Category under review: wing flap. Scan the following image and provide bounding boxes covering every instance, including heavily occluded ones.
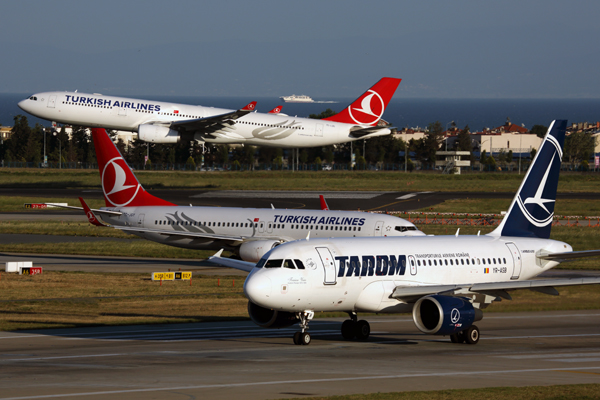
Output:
[349,126,391,138]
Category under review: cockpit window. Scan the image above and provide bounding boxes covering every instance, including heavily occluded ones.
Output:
[29,96,38,101]
[255,258,268,269]
[283,259,296,269]
[294,259,305,269]
[264,259,283,268]
[395,226,417,232]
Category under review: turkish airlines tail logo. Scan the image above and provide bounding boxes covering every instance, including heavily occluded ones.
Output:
[91,128,175,208]
[323,78,401,126]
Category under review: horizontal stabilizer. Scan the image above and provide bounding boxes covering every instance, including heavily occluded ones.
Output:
[537,249,600,261]
[349,127,391,138]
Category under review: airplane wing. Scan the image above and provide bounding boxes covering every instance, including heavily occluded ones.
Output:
[42,202,122,217]
[205,249,255,272]
[169,101,257,135]
[348,126,392,138]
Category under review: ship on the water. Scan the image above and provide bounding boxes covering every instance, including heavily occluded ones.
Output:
[279,94,314,103]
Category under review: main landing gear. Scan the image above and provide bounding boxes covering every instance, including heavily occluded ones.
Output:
[293,311,314,345]
[450,325,480,345]
[341,312,370,341]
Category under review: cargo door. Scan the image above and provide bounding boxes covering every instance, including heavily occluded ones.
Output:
[315,123,323,137]
[47,95,56,108]
[137,214,145,227]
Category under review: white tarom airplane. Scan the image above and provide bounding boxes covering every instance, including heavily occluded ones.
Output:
[209,120,600,346]
[18,78,401,148]
[56,128,423,262]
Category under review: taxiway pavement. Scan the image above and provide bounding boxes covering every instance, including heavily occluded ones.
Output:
[0,311,599,399]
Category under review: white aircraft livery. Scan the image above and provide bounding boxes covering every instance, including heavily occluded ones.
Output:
[209,120,600,345]
[61,128,423,262]
[18,78,401,148]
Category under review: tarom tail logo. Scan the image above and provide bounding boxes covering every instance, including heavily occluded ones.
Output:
[349,90,385,125]
[102,157,141,207]
[516,134,563,228]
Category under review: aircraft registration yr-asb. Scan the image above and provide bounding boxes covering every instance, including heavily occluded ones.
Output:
[18,78,401,148]
[54,128,423,263]
[209,120,600,345]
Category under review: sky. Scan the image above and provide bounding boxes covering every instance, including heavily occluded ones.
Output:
[2,0,600,98]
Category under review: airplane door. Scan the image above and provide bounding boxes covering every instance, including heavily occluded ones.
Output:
[138,214,145,227]
[258,221,265,233]
[316,247,336,285]
[47,96,56,108]
[374,221,384,236]
[267,221,273,234]
[506,243,522,279]
[408,255,417,275]
[315,124,323,137]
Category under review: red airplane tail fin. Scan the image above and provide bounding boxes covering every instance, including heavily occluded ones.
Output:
[319,195,330,211]
[91,128,176,208]
[268,106,283,114]
[323,78,401,126]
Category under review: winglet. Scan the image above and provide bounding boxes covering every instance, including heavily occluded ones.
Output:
[490,120,567,239]
[210,249,225,259]
[319,195,330,211]
[268,105,283,114]
[78,197,108,227]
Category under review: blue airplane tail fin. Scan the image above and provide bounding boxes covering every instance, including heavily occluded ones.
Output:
[490,120,567,239]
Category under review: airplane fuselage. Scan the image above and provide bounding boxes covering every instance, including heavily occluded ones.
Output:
[101,205,423,255]
[244,235,570,314]
[18,92,390,148]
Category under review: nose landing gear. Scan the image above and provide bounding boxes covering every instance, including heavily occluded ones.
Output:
[293,310,314,345]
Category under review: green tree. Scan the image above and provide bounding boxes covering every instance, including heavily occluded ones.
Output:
[530,125,548,138]
[455,125,472,151]
[309,109,336,119]
[564,131,595,168]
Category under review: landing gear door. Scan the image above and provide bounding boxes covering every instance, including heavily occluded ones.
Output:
[374,221,384,236]
[506,242,522,280]
[316,247,336,285]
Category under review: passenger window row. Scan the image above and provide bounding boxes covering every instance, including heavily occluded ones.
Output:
[290,224,361,232]
[416,257,508,267]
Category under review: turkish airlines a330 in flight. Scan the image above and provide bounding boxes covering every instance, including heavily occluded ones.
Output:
[18,78,401,148]
[209,120,600,345]
[56,128,423,262]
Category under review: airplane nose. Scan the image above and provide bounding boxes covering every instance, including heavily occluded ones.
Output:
[17,99,29,112]
[243,274,272,304]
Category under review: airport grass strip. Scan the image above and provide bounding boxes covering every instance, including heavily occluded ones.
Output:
[279,384,600,400]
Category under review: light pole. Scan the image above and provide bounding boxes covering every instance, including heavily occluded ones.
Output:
[43,128,47,167]
[53,132,61,169]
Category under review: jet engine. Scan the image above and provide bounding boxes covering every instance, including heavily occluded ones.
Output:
[138,124,180,143]
[247,301,299,329]
[238,240,283,263]
[412,295,483,335]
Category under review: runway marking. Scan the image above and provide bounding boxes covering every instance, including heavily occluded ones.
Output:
[2,366,600,400]
[558,370,600,376]
[497,352,600,359]
[1,353,125,362]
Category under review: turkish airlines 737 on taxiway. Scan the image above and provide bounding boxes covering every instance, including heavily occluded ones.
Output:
[57,128,423,262]
[18,78,401,148]
[209,120,600,346]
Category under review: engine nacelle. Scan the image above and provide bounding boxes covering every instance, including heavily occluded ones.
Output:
[247,301,299,329]
[238,240,282,263]
[138,124,180,143]
[412,295,483,335]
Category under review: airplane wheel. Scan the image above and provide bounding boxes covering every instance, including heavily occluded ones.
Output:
[354,320,370,340]
[300,332,311,345]
[465,325,480,345]
[341,320,356,340]
[450,333,460,343]
[293,332,302,345]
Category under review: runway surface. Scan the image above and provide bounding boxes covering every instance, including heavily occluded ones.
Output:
[3,187,599,213]
[0,311,599,399]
